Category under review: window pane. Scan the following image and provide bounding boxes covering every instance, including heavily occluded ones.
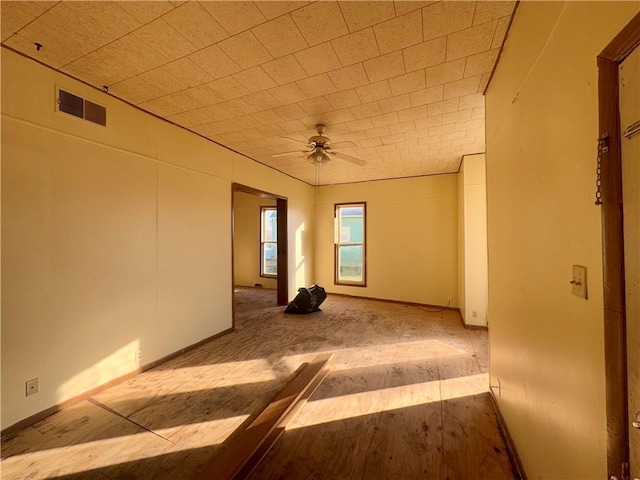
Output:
[338,245,363,282]
[263,242,278,275]
[263,209,277,242]
[339,215,363,243]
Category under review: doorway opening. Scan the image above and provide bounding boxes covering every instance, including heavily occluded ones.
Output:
[597,12,640,479]
[232,183,288,328]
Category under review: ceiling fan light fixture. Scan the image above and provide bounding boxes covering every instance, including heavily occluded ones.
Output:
[307,147,331,165]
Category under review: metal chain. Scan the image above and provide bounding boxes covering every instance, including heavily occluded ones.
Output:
[595,132,608,206]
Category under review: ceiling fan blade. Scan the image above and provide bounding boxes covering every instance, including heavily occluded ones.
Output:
[329,141,358,149]
[329,151,367,166]
[272,150,308,158]
[279,135,310,146]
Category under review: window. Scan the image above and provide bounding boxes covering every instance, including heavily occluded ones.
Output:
[260,207,277,277]
[335,203,366,286]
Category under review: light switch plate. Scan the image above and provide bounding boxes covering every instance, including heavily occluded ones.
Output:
[571,265,587,299]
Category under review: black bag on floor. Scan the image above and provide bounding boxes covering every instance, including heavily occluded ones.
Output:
[284,284,327,314]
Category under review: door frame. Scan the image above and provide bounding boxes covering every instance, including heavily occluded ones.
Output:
[231,183,289,325]
[597,12,640,479]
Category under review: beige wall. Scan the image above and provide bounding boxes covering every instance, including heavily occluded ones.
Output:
[233,192,277,289]
[485,2,639,478]
[315,175,458,307]
[458,154,488,327]
[1,49,314,429]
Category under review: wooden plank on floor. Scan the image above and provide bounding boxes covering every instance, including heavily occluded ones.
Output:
[194,353,333,480]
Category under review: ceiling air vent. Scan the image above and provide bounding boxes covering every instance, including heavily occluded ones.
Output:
[57,88,106,126]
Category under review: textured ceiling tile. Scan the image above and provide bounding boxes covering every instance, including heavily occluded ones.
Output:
[110,76,166,105]
[464,48,500,78]
[363,50,404,83]
[252,15,308,58]
[161,57,213,88]
[294,43,343,76]
[427,98,459,117]
[472,106,485,119]
[491,15,512,49]
[374,9,422,55]
[191,104,232,123]
[380,132,406,144]
[338,1,395,32]
[208,76,251,101]
[299,97,336,115]
[388,120,415,134]
[346,118,374,132]
[425,59,465,87]
[219,31,272,69]
[457,92,484,110]
[422,1,475,41]
[162,2,228,48]
[232,67,278,93]
[473,1,516,26]
[356,80,392,104]
[277,118,307,132]
[4,3,111,68]
[343,130,370,141]
[394,1,433,16]
[443,75,481,100]
[117,1,175,24]
[350,101,382,119]
[133,18,197,61]
[1,1,52,41]
[446,21,496,62]
[297,74,338,98]
[324,108,357,125]
[402,37,446,72]
[243,90,281,111]
[184,83,226,106]
[290,1,349,47]
[397,104,429,122]
[200,1,266,36]
[366,126,392,138]
[251,109,285,126]
[262,55,308,85]
[106,34,170,73]
[218,98,257,117]
[139,91,200,117]
[65,1,141,39]
[139,67,187,97]
[409,84,444,107]
[268,82,308,105]
[389,70,425,96]
[255,1,309,20]
[370,111,399,127]
[63,48,137,87]
[331,28,380,67]
[442,109,473,125]
[479,72,491,92]
[378,93,411,113]
[328,64,370,92]
[326,89,362,110]
[274,104,307,121]
[453,118,484,132]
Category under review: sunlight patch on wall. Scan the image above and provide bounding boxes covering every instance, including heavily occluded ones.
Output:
[57,340,141,403]
[295,222,306,288]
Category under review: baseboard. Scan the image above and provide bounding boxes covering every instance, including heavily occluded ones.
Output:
[489,391,527,480]
[327,292,460,312]
[1,327,234,438]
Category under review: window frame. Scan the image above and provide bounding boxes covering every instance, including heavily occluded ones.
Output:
[260,206,278,278]
[334,202,367,287]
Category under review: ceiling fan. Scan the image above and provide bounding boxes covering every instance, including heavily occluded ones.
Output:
[271,124,366,166]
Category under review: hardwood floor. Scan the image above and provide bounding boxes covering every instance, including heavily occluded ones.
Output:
[1,288,516,479]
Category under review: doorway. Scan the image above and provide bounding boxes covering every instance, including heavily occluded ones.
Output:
[232,183,288,327]
[597,12,640,480]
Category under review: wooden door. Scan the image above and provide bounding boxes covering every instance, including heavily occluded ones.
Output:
[620,44,640,479]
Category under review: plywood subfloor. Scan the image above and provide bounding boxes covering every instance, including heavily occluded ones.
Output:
[1,288,516,479]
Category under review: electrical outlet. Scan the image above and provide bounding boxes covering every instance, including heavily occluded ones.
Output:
[135,350,142,365]
[447,296,451,304]
[472,310,478,318]
[26,378,39,396]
